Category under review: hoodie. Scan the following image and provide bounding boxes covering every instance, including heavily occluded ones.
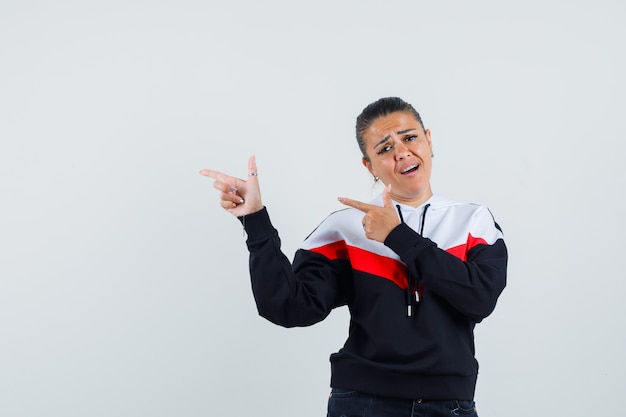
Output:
[242,194,507,400]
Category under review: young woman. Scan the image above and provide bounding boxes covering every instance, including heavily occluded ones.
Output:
[200,97,507,417]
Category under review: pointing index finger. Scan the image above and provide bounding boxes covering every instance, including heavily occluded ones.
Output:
[337,196,372,213]
[199,168,226,181]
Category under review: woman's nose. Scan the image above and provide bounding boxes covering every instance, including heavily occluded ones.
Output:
[394,143,410,159]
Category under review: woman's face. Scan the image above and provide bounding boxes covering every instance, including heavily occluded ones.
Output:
[362,111,433,206]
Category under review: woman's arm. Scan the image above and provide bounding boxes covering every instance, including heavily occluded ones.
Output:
[200,157,348,328]
[385,208,507,322]
[243,208,350,327]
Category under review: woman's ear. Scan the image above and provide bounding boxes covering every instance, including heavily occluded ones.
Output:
[363,158,379,182]
[362,157,373,175]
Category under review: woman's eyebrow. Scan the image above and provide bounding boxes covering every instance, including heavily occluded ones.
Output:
[374,136,391,149]
[374,128,417,149]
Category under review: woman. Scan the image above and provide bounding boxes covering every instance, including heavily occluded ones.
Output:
[200,97,507,417]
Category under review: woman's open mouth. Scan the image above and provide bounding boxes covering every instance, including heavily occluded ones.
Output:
[400,164,419,174]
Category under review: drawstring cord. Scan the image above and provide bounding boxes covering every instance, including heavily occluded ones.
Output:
[396,205,405,223]
[397,203,430,317]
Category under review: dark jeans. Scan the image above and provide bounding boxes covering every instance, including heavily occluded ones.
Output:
[327,388,478,417]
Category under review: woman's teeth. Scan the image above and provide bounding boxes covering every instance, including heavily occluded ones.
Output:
[401,164,419,174]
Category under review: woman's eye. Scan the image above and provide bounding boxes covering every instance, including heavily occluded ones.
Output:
[405,135,417,142]
[377,145,392,154]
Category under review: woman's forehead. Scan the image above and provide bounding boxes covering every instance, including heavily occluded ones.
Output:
[365,112,421,139]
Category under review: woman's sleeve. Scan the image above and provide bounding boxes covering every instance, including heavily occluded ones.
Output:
[242,208,351,328]
[384,206,507,322]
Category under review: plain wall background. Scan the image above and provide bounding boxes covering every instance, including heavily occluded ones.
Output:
[1,1,624,416]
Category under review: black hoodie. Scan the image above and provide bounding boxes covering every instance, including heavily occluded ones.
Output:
[242,194,507,400]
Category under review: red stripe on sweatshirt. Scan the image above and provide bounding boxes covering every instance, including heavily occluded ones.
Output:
[311,233,487,288]
[310,241,409,290]
[445,233,488,261]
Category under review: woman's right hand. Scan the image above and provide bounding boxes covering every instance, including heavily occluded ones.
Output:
[199,155,264,217]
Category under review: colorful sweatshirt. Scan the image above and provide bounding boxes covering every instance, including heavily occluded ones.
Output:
[241,193,507,400]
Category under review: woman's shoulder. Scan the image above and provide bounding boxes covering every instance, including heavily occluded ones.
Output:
[311,206,362,232]
[299,206,365,249]
[429,194,492,214]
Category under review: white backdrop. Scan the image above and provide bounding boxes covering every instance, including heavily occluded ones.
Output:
[1,1,624,416]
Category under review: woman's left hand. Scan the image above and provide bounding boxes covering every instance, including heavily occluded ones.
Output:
[338,184,401,243]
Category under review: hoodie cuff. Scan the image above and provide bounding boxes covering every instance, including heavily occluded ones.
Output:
[237,207,276,241]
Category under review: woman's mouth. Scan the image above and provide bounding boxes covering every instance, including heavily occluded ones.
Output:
[400,164,419,174]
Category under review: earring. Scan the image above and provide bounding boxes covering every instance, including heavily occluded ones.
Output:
[374,176,380,183]
[431,152,435,158]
